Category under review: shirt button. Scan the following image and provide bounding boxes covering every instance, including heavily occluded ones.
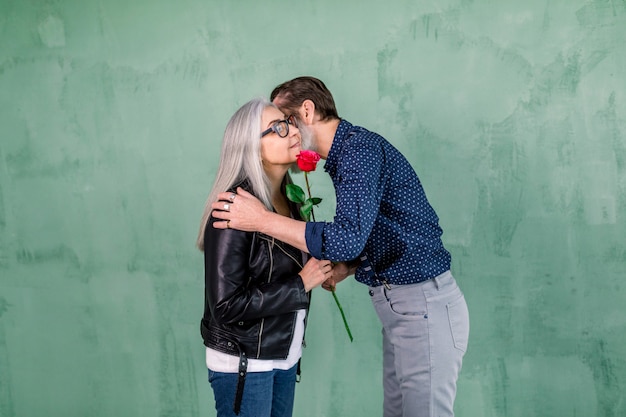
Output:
[369,289,374,296]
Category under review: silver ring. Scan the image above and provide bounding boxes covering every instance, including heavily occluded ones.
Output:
[229,193,236,202]
[224,203,230,211]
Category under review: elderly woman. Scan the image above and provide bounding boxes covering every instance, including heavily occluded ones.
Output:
[196,97,333,417]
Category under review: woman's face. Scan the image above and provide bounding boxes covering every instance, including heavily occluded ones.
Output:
[260,106,301,167]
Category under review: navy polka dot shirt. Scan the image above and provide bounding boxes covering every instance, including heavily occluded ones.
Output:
[305,120,451,286]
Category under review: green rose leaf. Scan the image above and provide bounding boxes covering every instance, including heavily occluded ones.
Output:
[286,184,305,203]
[300,200,313,221]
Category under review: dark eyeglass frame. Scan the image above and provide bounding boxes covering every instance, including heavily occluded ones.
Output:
[260,115,298,138]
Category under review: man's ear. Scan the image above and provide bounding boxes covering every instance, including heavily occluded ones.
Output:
[301,99,316,124]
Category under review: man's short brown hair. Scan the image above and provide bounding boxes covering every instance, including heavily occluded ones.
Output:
[270,76,339,121]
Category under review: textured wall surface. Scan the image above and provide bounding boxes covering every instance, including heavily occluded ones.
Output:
[1,1,625,416]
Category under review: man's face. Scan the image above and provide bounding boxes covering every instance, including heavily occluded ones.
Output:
[273,97,317,151]
[296,121,316,151]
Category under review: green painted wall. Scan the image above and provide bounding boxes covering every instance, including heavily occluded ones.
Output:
[1,1,625,416]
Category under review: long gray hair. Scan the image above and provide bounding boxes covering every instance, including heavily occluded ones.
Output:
[196,97,277,251]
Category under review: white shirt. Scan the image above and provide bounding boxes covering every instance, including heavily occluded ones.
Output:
[206,309,306,372]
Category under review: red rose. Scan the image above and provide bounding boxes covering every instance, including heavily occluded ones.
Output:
[296,150,321,172]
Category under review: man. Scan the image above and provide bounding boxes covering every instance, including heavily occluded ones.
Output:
[212,76,469,417]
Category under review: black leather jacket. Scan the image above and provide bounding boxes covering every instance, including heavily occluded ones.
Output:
[200,183,310,362]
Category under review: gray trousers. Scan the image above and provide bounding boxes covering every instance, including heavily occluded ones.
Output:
[369,271,469,417]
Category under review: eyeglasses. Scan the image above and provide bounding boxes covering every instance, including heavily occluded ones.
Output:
[261,115,298,138]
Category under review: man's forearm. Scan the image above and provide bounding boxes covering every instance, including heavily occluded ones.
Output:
[257,211,309,253]
[211,188,311,252]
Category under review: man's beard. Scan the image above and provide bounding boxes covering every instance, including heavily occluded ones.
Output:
[298,122,317,151]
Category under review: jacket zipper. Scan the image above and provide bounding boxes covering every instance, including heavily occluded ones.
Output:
[257,238,274,357]
[255,236,306,359]
[273,239,308,350]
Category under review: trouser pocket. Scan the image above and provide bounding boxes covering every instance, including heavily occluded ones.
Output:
[447,294,470,352]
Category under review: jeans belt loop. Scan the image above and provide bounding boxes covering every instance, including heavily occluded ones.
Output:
[433,275,441,290]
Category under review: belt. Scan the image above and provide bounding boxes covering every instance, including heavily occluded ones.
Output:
[233,350,248,415]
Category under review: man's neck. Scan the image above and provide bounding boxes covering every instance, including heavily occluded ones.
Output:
[314,118,341,159]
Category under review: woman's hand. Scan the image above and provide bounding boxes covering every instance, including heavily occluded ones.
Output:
[299,258,333,292]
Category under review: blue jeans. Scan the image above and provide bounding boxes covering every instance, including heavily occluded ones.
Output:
[208,364,298,417]
[370,271,470,417]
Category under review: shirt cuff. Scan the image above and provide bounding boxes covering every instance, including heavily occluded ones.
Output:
[304,222,325,259]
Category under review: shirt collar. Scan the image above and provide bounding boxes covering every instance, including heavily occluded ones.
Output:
[323,119,353,176]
